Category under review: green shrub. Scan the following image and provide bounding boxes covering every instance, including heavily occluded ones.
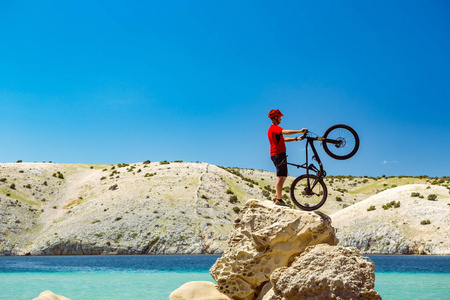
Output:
[53,171,64,179]
[411,192,421,197]
[226,189,233,194]
[336,196,343,202]
[367,205,376,211]
[382,201,401,210]
[10,183,16,190]
[229,195,238,203]
[100,176,106,180]
[427,194,437,201]
[0,178,7,182]
[233,207,240,213]
[160,160,170,165]
[420,220,431,225]
[109,184,118,191]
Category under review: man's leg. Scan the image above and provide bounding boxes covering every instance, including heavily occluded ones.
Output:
[276,176,286,199]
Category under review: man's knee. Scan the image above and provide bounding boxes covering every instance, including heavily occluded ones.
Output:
[277,176,287,183]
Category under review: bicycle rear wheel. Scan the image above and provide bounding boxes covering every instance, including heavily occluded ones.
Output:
[322,124,359,160]
[290,174,327,211]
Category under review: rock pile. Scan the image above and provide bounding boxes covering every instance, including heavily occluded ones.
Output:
[170,199,381,300]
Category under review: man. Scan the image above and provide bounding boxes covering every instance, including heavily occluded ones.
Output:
[268,109,308,206]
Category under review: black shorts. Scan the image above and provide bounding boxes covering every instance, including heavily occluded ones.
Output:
[271,152,288,177]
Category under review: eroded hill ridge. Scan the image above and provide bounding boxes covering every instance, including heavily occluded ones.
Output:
[0,161,448,255]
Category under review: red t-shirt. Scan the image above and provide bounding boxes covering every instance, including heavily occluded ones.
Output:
[268,124,286,156]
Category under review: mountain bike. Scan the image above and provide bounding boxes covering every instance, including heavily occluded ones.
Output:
[286,124,359,211]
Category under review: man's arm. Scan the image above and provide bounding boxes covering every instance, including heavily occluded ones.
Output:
[281,128,308,135]
[282,128,308,142]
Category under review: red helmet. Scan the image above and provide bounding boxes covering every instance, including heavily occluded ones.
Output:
[268,109,284,118]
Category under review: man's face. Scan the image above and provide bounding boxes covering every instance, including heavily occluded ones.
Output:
[276,116,282,124]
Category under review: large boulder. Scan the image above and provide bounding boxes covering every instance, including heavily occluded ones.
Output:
[169,281,232,300]
[268,244,381,300]
[209,199,338,300]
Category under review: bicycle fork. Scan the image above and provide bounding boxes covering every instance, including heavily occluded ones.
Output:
[304,138,326,195]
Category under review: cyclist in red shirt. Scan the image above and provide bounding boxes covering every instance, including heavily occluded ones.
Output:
[268,109,307,206]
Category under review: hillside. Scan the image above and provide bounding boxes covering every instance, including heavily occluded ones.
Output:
[0,161,449,255]
[332,184,450,254]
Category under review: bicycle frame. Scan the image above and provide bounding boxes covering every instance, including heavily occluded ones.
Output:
[286,136,327,192]
[287,125,359,210]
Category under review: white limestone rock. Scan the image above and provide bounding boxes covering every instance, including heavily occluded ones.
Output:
[169,281,232,300]
[209,199,338,300]
[32,290,70,300]
[268,244,381,300]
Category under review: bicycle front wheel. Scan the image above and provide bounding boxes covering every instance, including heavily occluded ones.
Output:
[322,124,359,160]
[290,174,327,211]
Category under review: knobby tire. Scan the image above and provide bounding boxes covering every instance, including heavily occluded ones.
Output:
[322,124,359,160]
[290,174,328,211]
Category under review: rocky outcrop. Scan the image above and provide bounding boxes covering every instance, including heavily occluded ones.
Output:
[209,199,338,300]
[267,244,381,300]
[169,281,232,300]
[32,291,70,300]
[171,199,380,299]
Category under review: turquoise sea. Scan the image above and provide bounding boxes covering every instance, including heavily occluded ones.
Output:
[0,255,449,300]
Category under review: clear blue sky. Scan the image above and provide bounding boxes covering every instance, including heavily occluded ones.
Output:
[1,0,448,177]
